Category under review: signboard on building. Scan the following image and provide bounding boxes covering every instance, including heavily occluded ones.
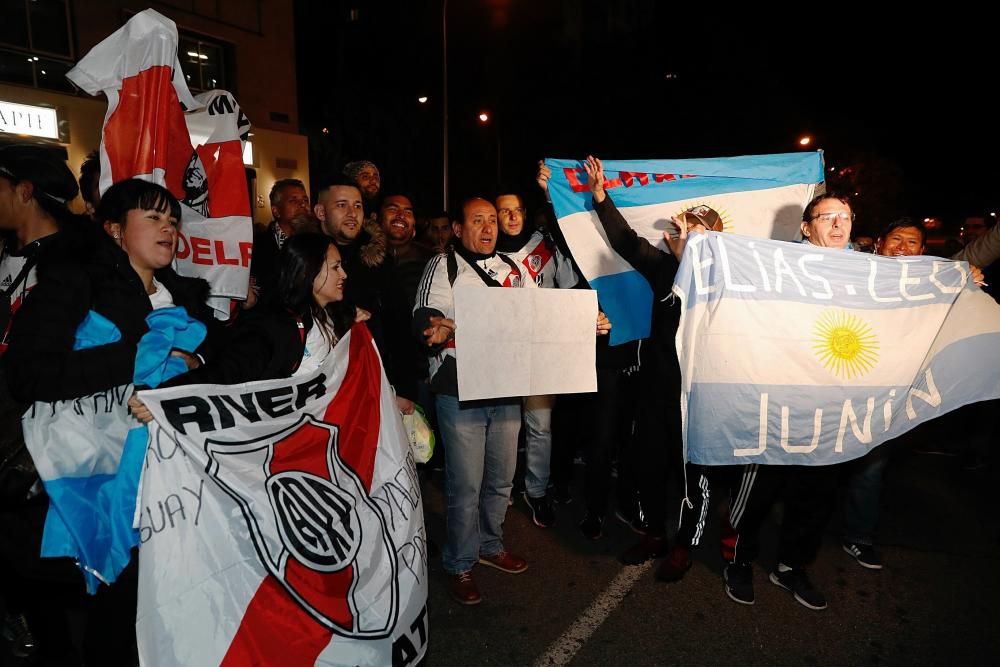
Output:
[0,101,59,140]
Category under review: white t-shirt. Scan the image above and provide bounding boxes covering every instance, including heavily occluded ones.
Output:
[294,322,335,377]
[0,253,36,298]
[148,278,175,310]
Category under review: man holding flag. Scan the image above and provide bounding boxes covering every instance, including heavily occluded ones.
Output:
[840,218,987,570]
[670,194,1000,611]
[575,156,686,569]
[721,193,859,610]
[542,153,825,575]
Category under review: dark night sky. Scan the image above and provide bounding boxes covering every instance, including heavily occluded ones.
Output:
[295,2,998,231]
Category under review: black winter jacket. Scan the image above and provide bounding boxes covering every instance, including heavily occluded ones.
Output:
[5,224,216,402]
[592,195,681,400]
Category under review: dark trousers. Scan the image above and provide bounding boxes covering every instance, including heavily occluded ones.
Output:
[729,464,838,568]
[0,496,138,666]
[549,392,581,492]
[635,389,683,537]
[583,368,640,516]
[841,445,893,546]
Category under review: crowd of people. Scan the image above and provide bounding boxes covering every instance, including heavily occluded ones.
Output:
[0,143,997,663]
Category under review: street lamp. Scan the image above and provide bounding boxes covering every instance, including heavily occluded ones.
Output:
[799,136,812,147]
[477,111,500,182]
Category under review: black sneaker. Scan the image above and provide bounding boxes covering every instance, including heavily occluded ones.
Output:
[769,566,827,610]
[2,612,37,659]
[842,542,883,570]
[724,562,755,605]
[620,535,669,564]
[523,492,556,528]
[962,453,987,471]
[614,507,650,536]
[550,483,573,505]
[579,512,604,540]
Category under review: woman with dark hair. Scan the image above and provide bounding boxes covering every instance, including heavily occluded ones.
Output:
[5,178,216,402]
[130,232,356,407]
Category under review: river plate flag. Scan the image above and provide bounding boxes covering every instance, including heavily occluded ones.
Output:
[545,152,825,344]
[134,324,429,667]
[672,232,1000,466]
[67,9,252,317]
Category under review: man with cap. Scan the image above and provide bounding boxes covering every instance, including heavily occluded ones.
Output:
[343,160,381,224]
[0,143,88,661]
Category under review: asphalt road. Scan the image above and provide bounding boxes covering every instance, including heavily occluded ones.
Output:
[421,432,998,666]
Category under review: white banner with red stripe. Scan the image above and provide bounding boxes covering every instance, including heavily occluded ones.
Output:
[134,324,429,666]
[67,9,252,313]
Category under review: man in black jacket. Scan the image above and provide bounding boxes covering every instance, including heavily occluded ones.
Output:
[0,143,83,662]
[314,176,407,411]
[380,194,433,412]
[250,178,310,302]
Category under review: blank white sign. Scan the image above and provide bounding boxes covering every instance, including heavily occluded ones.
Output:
[454,287,598,401]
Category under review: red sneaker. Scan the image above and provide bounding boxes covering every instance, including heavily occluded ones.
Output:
[478,550,528,574]
[655,545,692,582]
[451,571,482,605]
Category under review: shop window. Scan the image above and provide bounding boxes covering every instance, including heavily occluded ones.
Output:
[178,33,233,94]
[0,0,74,92]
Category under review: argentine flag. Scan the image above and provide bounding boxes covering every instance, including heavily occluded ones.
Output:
[23,307,205,592]
[672,232,1000,466]
[545,153,825,344]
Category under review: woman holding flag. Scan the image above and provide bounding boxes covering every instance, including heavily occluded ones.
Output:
[2,172,218,663]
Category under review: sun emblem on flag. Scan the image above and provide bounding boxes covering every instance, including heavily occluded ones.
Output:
[812,310,880,379]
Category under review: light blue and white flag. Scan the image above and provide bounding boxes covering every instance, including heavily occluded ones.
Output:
[23,307,205,592]
[673,232,1000,466]
[545,153,825,344]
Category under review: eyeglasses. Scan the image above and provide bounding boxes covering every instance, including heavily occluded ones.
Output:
[498,207,525,218]
[810,212,855,223]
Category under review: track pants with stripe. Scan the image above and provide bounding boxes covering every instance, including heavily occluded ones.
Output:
[675,464,740,554]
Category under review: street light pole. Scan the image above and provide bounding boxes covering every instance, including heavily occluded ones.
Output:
[442,0,449,212]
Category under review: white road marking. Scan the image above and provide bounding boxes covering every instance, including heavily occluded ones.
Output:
[532,560,653,666]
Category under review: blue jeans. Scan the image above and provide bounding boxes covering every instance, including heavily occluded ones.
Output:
[842,445,892,546]
[436,394,521,574]
[523,394,556,498]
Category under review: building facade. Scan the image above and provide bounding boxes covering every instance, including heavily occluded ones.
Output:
[0,0,308,223]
